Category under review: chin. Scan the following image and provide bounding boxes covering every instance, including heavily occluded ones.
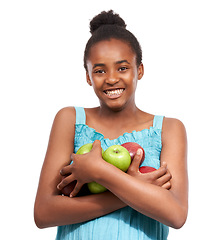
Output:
[101,101,126,112]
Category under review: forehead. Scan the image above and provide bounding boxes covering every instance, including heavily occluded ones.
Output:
[88,38,136,64]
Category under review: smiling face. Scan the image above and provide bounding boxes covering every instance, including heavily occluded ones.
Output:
[86,38,144,111]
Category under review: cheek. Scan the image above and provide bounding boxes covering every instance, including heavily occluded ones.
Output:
[91,77,102,88]
[90,78,104,96]
[126,71,138,89]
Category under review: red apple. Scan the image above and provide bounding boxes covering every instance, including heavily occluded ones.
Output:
[121,142,145,166]
[139,166,156,173]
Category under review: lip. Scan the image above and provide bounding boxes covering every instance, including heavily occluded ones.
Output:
[103,88,125,99]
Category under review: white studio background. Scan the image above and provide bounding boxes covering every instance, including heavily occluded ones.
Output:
[0,1,218,239]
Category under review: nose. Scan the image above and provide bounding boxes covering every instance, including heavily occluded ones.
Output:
[105,71,119,85]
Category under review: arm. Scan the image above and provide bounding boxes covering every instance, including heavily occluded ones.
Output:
[100,118,188,228]
[34,107,126,228]
[59,118,188,229]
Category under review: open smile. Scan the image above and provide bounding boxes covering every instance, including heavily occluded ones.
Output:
[103,88,125,98]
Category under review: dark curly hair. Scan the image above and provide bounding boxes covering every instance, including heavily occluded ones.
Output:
[83,10,142,71]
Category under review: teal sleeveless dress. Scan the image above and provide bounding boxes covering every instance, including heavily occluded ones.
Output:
[56,107,169,240]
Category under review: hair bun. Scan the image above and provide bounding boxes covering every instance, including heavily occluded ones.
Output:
[90,10,126,34]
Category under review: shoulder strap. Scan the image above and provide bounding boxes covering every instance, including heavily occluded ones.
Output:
[74,106,86,124]
[153,115,164,130]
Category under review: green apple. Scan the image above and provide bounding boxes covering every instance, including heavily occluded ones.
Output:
[87,182,107,194]
[103,145,131,172]
[76,143,104,155]
[76,142,106,194]
[76,143,93,155]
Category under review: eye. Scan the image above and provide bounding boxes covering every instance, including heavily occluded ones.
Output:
[118,66,128,72]
[94,69,105,74]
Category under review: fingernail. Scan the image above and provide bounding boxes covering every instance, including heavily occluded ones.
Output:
[162,162,167,168]
[137,149,142,155]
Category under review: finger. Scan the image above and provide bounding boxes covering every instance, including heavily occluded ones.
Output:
[128,149,143,172]
[57,175,74,190]
[151,163,168,179]
[91,140,102,155]
[70,182,84,198]
[60,164,73,176]
[70,153,74,163]
[161,161,167,168]
[162,181,171,190]
[156,170,172,187]
[92,139,101,147]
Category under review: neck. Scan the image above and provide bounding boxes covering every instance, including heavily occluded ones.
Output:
[98,102,139,122]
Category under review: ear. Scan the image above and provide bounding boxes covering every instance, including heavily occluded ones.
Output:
[137,63,144,80]
[86,72,92,86]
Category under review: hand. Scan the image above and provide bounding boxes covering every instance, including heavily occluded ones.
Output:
[57,140,104,197]
[127,149,172,190]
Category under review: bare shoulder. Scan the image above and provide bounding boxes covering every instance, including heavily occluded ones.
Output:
[45,107,76,166]
[162,117,187,146]
[50,106,76,142]
[163,117,186,131]
[54,106,76,123]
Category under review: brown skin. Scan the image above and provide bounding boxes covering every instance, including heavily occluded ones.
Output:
[34,39,188,229]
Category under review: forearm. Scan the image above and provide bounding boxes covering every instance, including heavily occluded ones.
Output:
[34,191,126,228]
[96,162,187,229]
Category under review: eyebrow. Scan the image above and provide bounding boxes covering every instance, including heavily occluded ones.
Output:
[116,60,130,65]
[93,60,130,69]
[93,63,105,69]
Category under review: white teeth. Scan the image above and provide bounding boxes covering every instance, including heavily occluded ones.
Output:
[105,89,124,96]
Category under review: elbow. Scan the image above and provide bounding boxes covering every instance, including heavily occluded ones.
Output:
[34,215,47,229]
[171,217,187,229]
[34,200,51,229]
[170,207,188,229]
[34,205,47,229]
[34,217,46,229]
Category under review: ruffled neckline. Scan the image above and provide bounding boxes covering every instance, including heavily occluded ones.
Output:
[82,123,156,140]
[75,123,162,148]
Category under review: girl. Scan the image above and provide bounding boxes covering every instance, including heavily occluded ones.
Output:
[34,10,188,240]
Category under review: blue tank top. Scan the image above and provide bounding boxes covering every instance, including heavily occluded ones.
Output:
[56,107,169,240]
